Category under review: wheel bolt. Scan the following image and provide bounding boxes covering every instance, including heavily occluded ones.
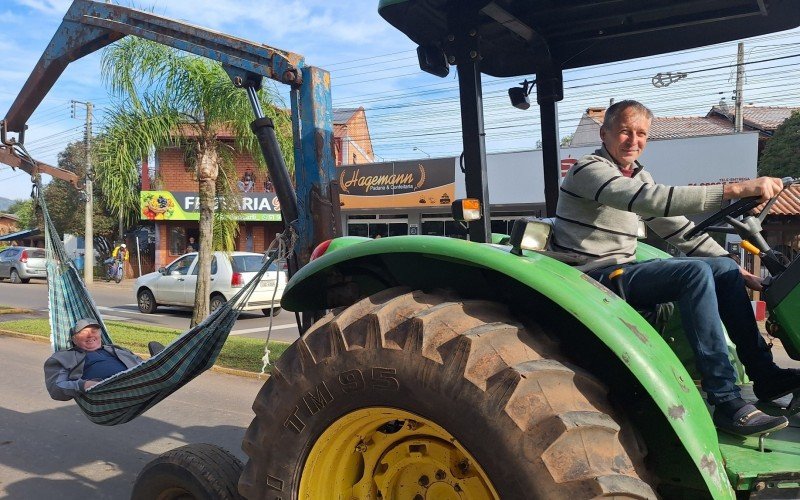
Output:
[435,469,446,480]
[355,440,367,453]
[418,475,429,486]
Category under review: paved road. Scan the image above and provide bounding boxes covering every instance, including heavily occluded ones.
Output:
[0,279,301,343]
[0,335,265,499]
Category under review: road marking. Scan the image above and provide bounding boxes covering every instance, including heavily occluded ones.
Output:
[231,324,298,335]
[97,305,169,318]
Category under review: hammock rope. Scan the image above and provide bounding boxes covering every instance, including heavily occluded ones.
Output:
[36,176,283,425]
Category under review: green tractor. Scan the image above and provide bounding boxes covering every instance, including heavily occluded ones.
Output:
[235,1,800,499]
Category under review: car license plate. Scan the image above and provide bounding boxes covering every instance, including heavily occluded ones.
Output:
[260,280,276,288]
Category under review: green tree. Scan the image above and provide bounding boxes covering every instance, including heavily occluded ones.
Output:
[8,199,34,228]
[44,141,116,240]
[95,37,292,326]
[758,111,800,178]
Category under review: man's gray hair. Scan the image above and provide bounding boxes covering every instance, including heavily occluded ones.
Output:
[601,100,653,131]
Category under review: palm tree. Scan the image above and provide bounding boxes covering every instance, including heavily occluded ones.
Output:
[95,37,293,326]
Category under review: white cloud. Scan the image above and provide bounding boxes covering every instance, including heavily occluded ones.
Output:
[14,0,72,15]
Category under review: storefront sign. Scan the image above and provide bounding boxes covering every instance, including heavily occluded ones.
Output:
[338,158,455,209]
[140,191,282,221]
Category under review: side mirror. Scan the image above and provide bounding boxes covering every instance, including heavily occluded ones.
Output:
[451,198,482,222]
[158,267,166,275]
[417,44,449,78]
[509,218,553,255]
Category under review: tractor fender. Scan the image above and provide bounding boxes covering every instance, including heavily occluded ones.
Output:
[282,235,733,498]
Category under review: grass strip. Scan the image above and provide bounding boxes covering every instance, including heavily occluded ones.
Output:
[0,306,33,315]
[0,318,290,373]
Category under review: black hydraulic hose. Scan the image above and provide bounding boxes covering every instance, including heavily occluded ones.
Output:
[250,116,301,280]
[250,117,299,228]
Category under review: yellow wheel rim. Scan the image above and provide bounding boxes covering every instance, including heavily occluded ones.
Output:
[299,407,498,499]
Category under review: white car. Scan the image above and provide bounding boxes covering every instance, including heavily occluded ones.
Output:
[135,251,286,316]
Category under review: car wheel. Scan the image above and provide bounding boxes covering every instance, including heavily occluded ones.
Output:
[10,269,22,284]
[210,294,227,313]
[262,307,281,317]
[137,289,158,314]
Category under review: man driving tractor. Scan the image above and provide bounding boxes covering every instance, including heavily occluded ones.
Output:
[553,99,800,437]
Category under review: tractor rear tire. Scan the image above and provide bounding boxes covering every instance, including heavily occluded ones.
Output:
[239,288,656,499]
[131,443,243,500]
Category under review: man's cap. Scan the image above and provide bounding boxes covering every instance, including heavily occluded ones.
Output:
[72,318,101,336]
[121,244,127,248]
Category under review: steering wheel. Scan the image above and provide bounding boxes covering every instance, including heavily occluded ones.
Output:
[683,196,762,240]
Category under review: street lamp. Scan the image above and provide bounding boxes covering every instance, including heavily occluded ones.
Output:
[413,147,431,158]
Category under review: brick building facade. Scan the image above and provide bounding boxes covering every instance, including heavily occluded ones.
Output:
[141,145,283,271]
[333,107,374,165]
[141,108,374,272]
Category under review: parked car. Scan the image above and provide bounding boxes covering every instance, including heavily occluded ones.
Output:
[0,246,47,284]
[135,251,286,316]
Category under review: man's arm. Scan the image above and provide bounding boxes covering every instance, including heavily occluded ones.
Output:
[43,355,85,401]
[723,177,783,202]
[564,158,724,217]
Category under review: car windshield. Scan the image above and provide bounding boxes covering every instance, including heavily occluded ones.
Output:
[231,255,278,273]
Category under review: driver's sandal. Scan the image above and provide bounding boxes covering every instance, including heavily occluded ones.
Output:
[713,404,789,436]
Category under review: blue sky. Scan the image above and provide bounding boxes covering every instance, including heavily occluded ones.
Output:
[1,0,800,202]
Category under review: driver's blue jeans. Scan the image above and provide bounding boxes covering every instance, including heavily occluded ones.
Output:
[589,256,777,405]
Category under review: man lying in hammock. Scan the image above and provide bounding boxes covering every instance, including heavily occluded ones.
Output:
[43,318,162,401]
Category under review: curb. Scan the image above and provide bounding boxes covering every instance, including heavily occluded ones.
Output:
[0,329,267,380]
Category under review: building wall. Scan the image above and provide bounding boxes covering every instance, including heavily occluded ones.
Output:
[457,132,760,205]
[334,109,374,165]
[147,146,283,271]
[0,215,18,237]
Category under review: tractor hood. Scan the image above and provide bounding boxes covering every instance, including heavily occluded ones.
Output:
[378,0,800,77]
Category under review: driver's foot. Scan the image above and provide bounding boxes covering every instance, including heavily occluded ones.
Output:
[713,403,789,436]
[148,341,165,356]
[753,368,800,402]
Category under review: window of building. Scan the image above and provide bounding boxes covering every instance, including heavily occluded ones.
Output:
[346,215,408,238]
[169,227,187,256]
[421,215,467,239]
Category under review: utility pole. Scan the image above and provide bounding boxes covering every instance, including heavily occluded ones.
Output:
[72,100,93,286]
[735,42,744,133]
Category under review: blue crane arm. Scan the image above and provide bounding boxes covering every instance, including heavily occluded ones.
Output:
[2,0,305,135]
[0,0,337,286]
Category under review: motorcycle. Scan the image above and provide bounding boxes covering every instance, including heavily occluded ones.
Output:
[104,258,124,283]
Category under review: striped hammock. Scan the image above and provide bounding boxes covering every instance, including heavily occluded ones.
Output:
[39,184,274,425]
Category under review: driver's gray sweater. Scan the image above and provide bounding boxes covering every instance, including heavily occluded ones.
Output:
[552,146,728,271]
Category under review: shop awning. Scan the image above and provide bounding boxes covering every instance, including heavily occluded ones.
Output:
[0,228,40,241]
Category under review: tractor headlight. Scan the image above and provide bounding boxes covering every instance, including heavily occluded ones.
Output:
[509,217,552,255]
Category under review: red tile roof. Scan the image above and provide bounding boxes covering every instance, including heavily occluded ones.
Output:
[708,105,800,132]
[578,107,736,140]
[754,185,800,216]
[649,116,733,140]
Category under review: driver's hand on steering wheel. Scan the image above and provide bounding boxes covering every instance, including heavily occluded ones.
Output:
[723,177,783,202]
[740,266,764,292]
